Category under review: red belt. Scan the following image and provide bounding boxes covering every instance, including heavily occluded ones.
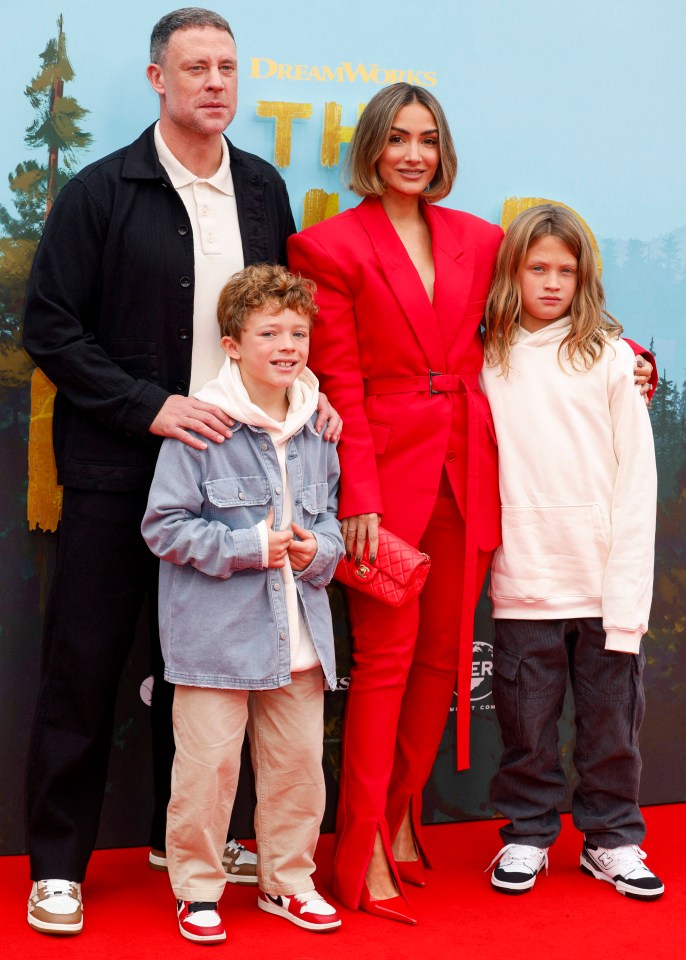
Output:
[364,370,482,771]
[364,371,479,396]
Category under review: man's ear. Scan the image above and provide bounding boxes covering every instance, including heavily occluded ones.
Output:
[221,335,241,359]
[146,62,165,95]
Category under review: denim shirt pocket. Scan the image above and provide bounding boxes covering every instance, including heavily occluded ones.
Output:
[205,475,272,527]
[299,481,329,527]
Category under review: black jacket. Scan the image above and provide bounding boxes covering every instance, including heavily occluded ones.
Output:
[22,124,296,491]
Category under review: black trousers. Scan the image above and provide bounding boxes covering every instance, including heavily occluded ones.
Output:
[26,487,165,880]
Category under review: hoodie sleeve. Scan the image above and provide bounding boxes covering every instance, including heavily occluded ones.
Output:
[602,341,657,653]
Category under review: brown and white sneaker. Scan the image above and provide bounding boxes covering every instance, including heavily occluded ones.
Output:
[27,879,83,935]
[222,838,258,885]
[149,838,258,885]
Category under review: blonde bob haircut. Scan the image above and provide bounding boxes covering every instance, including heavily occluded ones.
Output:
[217,263,318,341]
[484,204,622,374]
[346,83,457,202]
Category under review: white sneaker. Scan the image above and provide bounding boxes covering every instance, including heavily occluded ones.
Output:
[257,889,342,931]
[27,879,83,934]
[580,842,664,900]
[487,844,549,894]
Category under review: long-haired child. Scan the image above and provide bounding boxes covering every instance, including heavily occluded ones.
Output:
[480,204,663,900]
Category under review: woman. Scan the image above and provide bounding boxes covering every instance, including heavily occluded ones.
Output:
[288,83,653,923]
[288,83,501,923]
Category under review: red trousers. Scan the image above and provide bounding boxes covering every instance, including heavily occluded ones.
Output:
[332,476,492,907]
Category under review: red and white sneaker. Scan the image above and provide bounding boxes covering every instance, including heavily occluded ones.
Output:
[257,889,342,931]
[176,900,226,943]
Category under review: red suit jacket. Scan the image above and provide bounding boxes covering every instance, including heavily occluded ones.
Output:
[288,196,504,552]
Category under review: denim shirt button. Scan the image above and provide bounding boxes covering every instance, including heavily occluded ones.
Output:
[279,632,287,641]
[274,486,282,495]
[260,442,268,450]
[238,492,246,500]
[273,582,280,591]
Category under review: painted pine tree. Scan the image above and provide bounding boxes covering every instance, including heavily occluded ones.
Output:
[0,15,92,529]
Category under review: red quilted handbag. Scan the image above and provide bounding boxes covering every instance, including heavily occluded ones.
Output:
[334,526,431,607]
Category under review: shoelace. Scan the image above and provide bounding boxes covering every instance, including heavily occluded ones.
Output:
[294,891,320,903]
[591,845,651,879]
[485,844,549,876]
[292,890,336,914]
[37,879,79,898]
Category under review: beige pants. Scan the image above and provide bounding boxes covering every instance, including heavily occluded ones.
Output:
[167,668,325,902]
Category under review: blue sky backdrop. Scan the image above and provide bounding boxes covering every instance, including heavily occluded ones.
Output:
[3,0,684,381]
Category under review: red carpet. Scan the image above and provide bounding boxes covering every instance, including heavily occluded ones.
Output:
[4,805,684,960]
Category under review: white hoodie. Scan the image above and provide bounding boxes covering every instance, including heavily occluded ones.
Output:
[479,317,657,654]
[196,358,321,671]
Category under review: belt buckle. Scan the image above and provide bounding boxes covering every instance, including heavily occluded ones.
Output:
[429,370,443,396]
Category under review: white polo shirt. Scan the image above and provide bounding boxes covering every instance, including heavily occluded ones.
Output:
[154,123,244,395]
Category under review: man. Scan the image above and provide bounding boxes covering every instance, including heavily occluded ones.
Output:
[22,7,339,936]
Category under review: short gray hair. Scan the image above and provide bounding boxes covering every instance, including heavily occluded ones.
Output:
[150,8,234,63]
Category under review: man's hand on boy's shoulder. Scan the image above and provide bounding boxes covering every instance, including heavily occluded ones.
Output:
[149,392,340,450]
[149,395,235,450]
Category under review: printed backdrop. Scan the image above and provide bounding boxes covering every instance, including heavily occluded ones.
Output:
[1,1,684,854]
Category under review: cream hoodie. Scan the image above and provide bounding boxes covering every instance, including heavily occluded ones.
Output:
[196,358,320,671]
[480,317,657,654]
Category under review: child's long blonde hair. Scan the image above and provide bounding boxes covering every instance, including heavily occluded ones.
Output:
[484,204,622,373]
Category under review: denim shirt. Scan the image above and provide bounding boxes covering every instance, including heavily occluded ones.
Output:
[141,415,343,690]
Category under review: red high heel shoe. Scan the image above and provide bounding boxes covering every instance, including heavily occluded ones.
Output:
[396,857,426,887]
[359,885,417,925]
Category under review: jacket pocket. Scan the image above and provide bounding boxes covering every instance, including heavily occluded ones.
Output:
[491,504,609,602]
[205,475,271,508]
[368,420,391,455]
[204,475,271,527]
[301,482,329,518]
[104,340,159,379]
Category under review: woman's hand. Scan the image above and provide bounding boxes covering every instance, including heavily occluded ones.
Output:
[341,513,381,564]
[633,356,653,404]
[315,392,343,442]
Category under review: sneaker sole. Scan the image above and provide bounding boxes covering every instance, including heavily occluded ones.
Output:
[490,875,537,895]
[257,897,342,931]
[580,854,665,900]
[490,868,539,895]
[179,922,227,944]
[27,912,83,935]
